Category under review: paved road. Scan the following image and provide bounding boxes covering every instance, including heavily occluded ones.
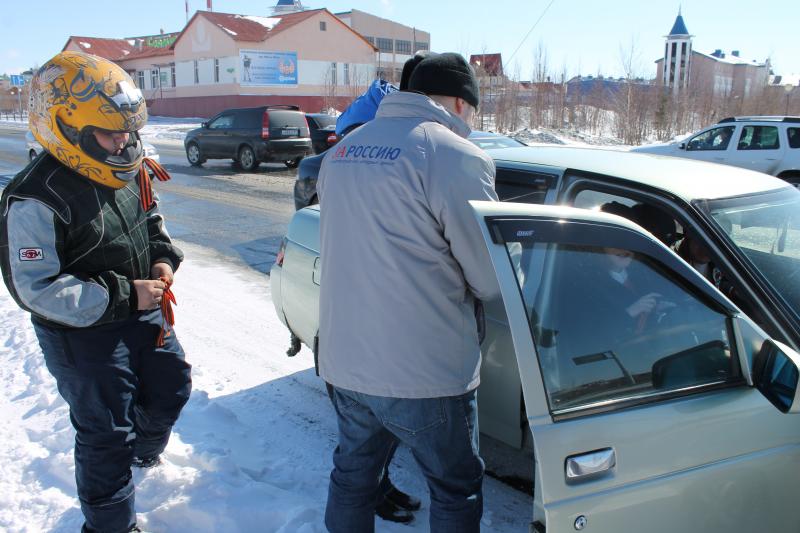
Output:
[0,125,297,274]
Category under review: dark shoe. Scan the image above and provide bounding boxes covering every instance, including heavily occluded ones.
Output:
[375,497,415,524]
[385,485,422,512]
[131,455,162,469]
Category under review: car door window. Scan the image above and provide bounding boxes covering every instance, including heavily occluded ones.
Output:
[737,125,780,150]
[503,239,738,414]
[686,126,735,151]
[495,168,555,204]
[208,114,234,129]
[787,127,800,149]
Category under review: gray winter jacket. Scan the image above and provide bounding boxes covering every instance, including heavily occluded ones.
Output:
[317,91,499,398]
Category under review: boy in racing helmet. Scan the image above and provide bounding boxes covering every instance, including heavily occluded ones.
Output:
[0,51,191,533]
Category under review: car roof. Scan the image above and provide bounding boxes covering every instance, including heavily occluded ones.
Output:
[491,145,790,202]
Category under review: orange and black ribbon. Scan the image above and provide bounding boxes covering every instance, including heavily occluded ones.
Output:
[156,276,176,347]
[137,157,171,212]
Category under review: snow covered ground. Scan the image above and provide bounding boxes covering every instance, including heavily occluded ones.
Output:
[0,241,532,532]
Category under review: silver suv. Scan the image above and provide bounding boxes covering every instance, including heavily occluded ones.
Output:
[633,116,800,185]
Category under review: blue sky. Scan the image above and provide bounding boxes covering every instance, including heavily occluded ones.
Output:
[1,0,798,79]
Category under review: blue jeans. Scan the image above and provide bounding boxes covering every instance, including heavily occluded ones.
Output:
[33,309,192,533]
[325,387,484,533]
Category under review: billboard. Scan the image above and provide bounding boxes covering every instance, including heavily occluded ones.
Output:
[239,50,298,86]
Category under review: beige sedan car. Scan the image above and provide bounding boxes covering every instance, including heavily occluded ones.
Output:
[271,146,800,532]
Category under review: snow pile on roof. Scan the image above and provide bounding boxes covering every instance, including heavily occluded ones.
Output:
[241,15,282,30]
[79,42,91,49]
[221,27,238,36]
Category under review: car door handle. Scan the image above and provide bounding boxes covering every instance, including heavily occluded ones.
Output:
[313,256,321,286]
[565,448,616,483]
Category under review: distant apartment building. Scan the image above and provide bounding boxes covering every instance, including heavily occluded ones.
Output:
[655,10,769,98]
[335,9,430,84]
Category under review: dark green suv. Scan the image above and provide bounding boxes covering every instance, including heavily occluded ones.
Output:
[184,105,312,171]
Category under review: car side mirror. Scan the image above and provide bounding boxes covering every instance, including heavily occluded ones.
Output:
[753,339,800,413]
[679,142,687,150]
[202,121,208,129]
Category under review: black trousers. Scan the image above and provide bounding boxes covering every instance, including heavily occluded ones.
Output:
[33,309,192,533]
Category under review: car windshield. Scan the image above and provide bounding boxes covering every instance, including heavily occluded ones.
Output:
[700,187,800,317]
[311,115,337,128]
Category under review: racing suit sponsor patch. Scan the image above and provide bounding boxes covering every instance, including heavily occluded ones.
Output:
[19,248,44,261]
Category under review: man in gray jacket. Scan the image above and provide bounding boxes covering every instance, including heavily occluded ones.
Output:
[318,53,498,532]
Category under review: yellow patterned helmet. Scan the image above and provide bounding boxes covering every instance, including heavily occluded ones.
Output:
[28,51,147,188]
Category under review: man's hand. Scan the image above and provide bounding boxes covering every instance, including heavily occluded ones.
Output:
[133,279,166,310]
[151,262,174,285]
[626,292,661,318]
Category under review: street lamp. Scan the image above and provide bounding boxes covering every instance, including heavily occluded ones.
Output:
[785,84,794,116]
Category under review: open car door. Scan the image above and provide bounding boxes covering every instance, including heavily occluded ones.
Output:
[470,201,800,533]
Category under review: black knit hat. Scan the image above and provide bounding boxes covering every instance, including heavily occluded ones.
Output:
[408,52,480,108]
[400,50,438,91]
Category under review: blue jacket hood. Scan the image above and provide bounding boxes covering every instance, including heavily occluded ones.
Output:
[335,79,398,136]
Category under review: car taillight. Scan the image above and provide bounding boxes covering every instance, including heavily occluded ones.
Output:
[275,237,287,266]
[327,133,338,145]
[262,111,270,139]
[303,116,311,137]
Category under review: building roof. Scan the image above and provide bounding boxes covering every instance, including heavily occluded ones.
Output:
[694,49,767,67]
[470,54,503,77]
[668,13,690,36]
[174,9,376,50]
[63,36,137,60]
[122,46,174,61]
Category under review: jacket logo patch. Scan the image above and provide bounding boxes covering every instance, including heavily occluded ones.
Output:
[332,144,402,161]
[19,248,44,261]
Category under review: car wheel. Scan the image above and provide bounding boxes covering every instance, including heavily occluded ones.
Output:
[28,149,37,162]
[779,172,800,189]
[239,146,259,171]
[285,157,302,169]
[186,143,205,166]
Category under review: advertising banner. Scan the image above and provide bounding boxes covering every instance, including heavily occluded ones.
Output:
[239,50,298,86]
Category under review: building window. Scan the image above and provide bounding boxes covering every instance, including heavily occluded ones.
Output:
[214,59,220,83]
[320,21,326,31]
[364,36,374,45]
[330,62,337,85]
[137,71,145,88]
[150,69,159,89]
[376,37,393,53]
[414,41,429,51]
[193,60,199,84]
[170,64,176,87]
[344,63,350,86]
[395,40,411,54]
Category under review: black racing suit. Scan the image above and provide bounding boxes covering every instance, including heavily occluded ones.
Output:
[0,153,191,533]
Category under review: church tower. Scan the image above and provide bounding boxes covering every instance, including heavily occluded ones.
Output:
[272,0,305,15]
[662,9,693,93]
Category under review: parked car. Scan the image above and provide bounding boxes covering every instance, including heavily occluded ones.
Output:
[271,146,800,532]
[632,116,800,184]
[184,105,312,171]
[26,130,160,163]
[305,113,338,154]
[293,130,525,210]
